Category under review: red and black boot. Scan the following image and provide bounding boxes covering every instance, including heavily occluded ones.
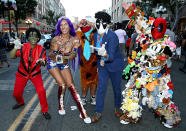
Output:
[58,85,66,115]
[68,84,91,123]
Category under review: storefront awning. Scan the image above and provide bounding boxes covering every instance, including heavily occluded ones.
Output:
[0,21,15,23]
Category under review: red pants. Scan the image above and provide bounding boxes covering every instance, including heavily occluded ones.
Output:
[13,73,48,113]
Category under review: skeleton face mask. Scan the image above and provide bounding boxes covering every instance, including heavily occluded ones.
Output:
[96,19,108,35]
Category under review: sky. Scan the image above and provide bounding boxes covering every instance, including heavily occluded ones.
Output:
[60,0,111,20]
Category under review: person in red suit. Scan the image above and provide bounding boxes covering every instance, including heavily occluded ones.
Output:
[9,28,51,120]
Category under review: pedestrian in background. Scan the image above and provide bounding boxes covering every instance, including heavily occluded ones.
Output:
[179,27,186,73]
[0,32,10,68]
[126,36,131,57]
[115,23,126,59]
[165,23,175,42]
[3,32,9,50]
[125,27,133,57]
[129,30,138,55]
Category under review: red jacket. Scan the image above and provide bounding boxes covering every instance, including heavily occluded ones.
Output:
[126,38,131,47]
[16,43,46,78]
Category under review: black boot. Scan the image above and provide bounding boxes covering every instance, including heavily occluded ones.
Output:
[42,112,51,120]
[12,103,24,110]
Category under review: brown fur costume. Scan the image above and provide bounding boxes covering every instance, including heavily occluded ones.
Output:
[76,29,98,93]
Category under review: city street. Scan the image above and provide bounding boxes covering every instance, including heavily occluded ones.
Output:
[0,52,185,131]
[0,0,186,131]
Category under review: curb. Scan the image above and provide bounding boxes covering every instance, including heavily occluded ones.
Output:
[172,57,184,63]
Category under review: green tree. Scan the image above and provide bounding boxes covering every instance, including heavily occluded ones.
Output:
[42,10,55,26]
[149,0,186,31]
[14,0,37,35]
[43,10,63,26]
[0,0,37,35]
[54,13,63,24]
[15,0,37,20]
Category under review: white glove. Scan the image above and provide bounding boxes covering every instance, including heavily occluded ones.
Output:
[13,38,22,49]
[36,58,46,65]
[166,58,172,68]
[98,44,107,56]
[90,45,94,53]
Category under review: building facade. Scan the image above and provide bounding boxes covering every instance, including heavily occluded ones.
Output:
[0,0,65,34]
[33,0,65,33]
[112,0,140,24]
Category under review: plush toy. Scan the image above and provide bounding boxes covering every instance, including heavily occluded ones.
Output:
[120,88,142,124]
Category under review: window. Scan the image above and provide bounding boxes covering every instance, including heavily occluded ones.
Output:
[114,10,117,19]
[117,7,119,18]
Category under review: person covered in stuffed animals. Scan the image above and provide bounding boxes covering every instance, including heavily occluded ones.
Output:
[90,11,125,123]
[75,19,98,106]
[9,28,51,120]
[121,2,181,128]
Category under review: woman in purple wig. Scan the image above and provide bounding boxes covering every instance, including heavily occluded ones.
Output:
[47,17,91,124]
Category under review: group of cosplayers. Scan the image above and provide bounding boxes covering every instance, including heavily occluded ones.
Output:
[9,11,124,124]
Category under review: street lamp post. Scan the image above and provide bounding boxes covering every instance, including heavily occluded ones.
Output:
[144,1,151,17]
[25,18,32,28]
[156,5,166,17]
[135,0,152,18]
[1,0,16,36]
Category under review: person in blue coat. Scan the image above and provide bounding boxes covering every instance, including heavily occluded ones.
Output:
[91,11,125,122]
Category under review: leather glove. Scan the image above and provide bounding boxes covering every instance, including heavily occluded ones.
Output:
[13,38,22,49]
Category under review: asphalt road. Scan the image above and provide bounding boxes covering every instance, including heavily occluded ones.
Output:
[0,53,186,131]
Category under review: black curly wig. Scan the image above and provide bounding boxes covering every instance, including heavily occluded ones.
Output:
[95,11,111,24]
[26,27,41,42]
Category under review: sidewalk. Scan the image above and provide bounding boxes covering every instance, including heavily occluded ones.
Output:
[172,55,185,63]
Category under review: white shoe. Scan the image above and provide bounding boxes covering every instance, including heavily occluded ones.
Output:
[79,114,91,124]
[142,97,148,106]
[58,109,66,115]
[90,96,96,105]
[81,96,87,106]
[120,120,129,125]
[84,117,91,124]
[162,122,173,128]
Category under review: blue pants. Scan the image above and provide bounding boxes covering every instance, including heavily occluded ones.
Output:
[95,67,122,113]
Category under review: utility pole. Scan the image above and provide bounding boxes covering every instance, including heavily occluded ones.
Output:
[7,0,12,36]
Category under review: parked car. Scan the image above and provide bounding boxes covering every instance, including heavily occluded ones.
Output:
[43,34,52,49]
[38,34,47,47]
[7,37,15,50]
[6,33,16,51]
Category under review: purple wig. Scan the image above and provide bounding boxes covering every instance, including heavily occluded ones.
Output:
[55,17,76,36]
